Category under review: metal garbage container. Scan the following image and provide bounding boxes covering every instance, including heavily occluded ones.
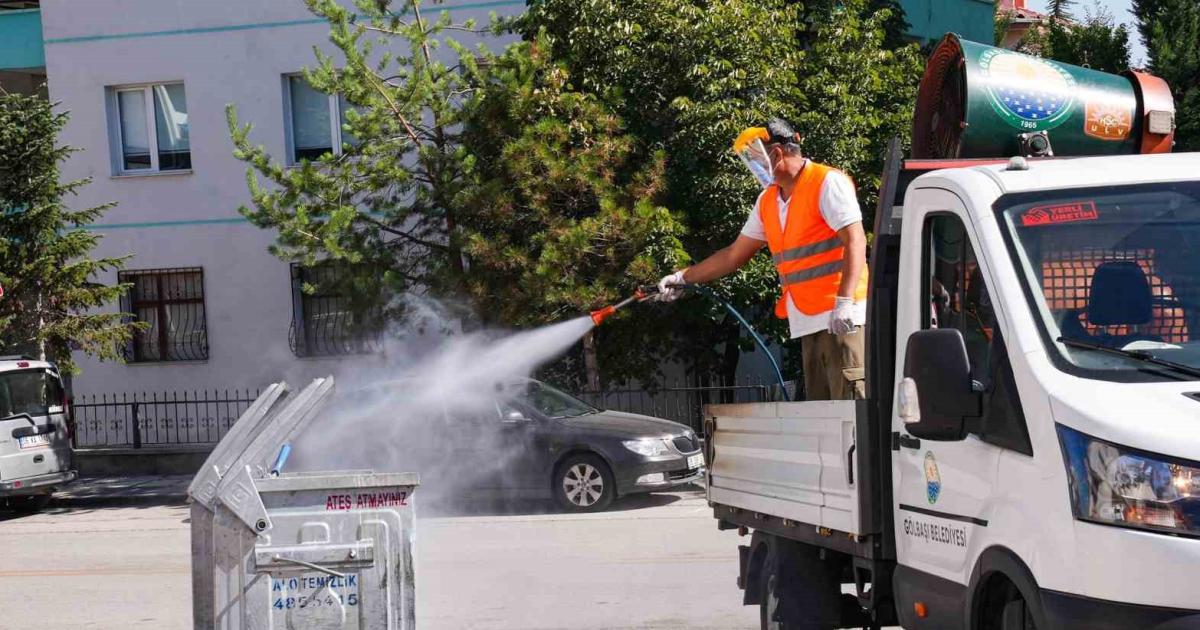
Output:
[187,377,418,629]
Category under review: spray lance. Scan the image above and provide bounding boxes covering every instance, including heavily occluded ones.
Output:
[587,284,790,401]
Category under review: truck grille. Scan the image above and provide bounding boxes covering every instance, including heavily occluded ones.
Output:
[672,435,698,453]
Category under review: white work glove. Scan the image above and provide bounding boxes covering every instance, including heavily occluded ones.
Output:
[829,296,865,335]
[656,270,688,302]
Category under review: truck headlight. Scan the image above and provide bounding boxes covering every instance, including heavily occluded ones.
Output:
[622,438,670,457]
[1058,425,1200,536]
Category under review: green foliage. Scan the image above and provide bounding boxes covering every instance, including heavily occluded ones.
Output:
[1044,7,1131,73]
[456,38,688,384]
[521,0,922,379]
[0,92,140,374]
[1135,0,1200,151]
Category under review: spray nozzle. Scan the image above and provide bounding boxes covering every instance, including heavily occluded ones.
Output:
[589,305,618,326]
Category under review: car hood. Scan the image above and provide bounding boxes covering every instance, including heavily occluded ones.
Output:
[559,409,690,438]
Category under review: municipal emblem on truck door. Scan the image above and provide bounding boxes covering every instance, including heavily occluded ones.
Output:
[978,49,1077,133]
[924,452,941,504]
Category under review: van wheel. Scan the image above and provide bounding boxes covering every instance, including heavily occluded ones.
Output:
[554,454,614,512]
[10,494,51,514]
[979,576,1037,630]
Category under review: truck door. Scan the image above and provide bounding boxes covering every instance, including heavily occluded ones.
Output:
[892,197,1003,581]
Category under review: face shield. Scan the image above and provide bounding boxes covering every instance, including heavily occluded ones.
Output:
[733,127,773,189]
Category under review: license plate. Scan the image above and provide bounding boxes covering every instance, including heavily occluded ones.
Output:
[687,453,704,469]
[18,434,50,449]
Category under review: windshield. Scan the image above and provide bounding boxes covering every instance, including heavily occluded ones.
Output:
[998,181,1200,381]
[0,369,65,419]
[502,380,598,418]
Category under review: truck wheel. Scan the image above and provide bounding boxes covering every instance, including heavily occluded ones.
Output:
[760,569,791,630]
[758,539,841,630]
[554,454,614,512]
[9,494,52,514]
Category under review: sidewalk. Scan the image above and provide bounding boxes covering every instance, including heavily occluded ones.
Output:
[53,474,192,507]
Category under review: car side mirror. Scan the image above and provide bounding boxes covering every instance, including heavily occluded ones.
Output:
[900,329,981,441]
[503,410,529,423]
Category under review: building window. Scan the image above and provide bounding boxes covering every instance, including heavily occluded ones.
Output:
[109,83,191,174]
[289,264,381,357]
[284,75,355,163]
[119,268,209,362]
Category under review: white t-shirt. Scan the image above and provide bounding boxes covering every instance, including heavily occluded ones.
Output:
[741,167,865,339]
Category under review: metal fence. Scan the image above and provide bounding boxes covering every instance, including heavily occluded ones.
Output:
[72,389,261,448]
[571,379,777,434]
[71,378,778,448]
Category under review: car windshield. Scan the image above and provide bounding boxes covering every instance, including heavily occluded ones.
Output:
[998,181,1200,380]
[502,380,598,419]
[0,369,64,418]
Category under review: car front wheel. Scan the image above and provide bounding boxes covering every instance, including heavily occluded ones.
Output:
[554,454,614,513]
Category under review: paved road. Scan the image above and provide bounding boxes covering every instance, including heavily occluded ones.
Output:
[0,488,760,629]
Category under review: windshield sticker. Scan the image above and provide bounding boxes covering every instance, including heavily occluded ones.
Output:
[924,452,941,504]
[1084,101,1133,141]
[1021,201,1099,227]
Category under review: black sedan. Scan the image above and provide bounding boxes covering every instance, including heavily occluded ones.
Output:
[354,378,705,512]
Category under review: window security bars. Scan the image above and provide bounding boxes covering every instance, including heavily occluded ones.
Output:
[119,267,209,362]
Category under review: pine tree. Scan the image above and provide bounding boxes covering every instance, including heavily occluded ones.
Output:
[0,92,141,374]
[1134,0,1200,151]
[227,0,687,386]
[1047,0,1075,21]
[228,0,490,323]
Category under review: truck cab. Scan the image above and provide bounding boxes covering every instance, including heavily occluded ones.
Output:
[706,35,1199,630]
[889,152,1200,628]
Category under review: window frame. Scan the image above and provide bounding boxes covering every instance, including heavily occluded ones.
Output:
[288,263,381,358]
[920,210,1032,455]
[282,74,352,165]
[106,82,192,176]
[118,267,209,363]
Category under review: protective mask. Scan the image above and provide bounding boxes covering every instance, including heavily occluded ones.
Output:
[733,127,773,189]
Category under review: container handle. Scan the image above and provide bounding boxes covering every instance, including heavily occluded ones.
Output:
[270,555,346,579]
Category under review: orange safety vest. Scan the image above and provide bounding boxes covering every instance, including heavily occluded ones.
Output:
[760,161,869,318]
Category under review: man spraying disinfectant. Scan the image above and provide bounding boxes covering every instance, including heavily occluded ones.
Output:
[657,118,869,400]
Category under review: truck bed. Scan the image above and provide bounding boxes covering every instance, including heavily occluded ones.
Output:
[707,401,865,536]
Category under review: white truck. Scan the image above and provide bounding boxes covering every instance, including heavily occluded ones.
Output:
[706,36,1200,630]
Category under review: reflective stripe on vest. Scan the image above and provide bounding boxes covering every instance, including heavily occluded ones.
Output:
[770,236,843,264]
[759,161,868,318]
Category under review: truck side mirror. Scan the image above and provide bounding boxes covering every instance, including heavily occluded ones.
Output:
[901,329,981,441]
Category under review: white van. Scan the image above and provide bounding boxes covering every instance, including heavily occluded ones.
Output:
[0,357,77,512]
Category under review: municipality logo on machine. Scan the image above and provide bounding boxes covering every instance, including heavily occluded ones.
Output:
[924,451,941,504]
[978,48,1076,133]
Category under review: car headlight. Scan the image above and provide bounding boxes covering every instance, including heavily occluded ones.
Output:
[622,438,670,457]
[1058,424,1200,536]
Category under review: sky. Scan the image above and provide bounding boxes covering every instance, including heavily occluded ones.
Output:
[1026,0,1147,66]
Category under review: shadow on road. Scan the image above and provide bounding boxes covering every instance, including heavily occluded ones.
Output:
[0,499,189,523]
[421,484,703,518]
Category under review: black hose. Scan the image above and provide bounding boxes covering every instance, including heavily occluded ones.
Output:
[682,285,790,402]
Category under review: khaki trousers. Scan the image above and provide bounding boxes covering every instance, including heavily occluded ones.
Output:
[800,328,866,400]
